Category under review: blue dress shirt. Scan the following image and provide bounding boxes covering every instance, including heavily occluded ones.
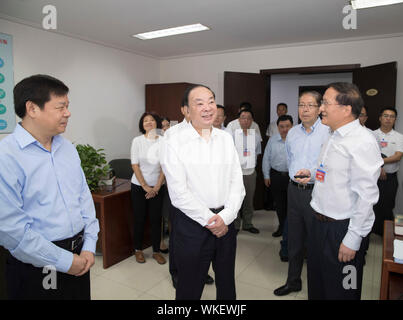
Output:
[262,133,288,179]
[0,124,99,273]
[285,118,330,183]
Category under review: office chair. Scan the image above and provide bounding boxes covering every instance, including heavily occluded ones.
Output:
[108,158,132,180]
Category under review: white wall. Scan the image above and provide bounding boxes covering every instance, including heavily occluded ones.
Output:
[270,73,352,124]
[0,18,160,161]
[160,35,403,215]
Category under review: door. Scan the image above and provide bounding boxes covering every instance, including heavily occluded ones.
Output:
[353,62,397,130]
[224,71,268,210]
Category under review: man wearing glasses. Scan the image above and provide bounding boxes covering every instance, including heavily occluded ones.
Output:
[372,107,403,236]
[307,82,382,299]
[274,91,329,296]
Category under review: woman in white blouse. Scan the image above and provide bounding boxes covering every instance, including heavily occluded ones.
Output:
[131,112,166,265]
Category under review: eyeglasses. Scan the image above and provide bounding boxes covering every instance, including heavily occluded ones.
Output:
[297,104,318,110]
[320,100,343,107]
[382,114,396,119]
[239,116,252,121]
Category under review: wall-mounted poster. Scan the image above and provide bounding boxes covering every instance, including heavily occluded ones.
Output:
[0,33,16,134]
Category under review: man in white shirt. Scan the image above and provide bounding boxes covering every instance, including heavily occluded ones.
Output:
[232,109,262,234]
[307,82,383,300]
[161,84,245,300]
[213,104,226,130]
[226,102,262,138]
[372,107,403,236]
[162,98,215,288]
[266,102,288,138]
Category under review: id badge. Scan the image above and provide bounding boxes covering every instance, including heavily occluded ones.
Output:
[243,148,250,157]
[316,168,326,182]
[380,140,388,148]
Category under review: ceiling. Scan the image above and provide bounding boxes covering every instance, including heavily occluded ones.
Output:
[1,0,403,59]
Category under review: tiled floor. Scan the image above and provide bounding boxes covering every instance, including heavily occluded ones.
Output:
[90,210,383,300]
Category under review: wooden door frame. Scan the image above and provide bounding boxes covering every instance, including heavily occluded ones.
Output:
[259,64,361,125]
[260,64,361,75]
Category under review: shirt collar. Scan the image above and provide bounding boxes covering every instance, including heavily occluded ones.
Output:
[299,117,321,133]
[14,122,63,152]
[184,122,219,141]
[335,119,360,137]
[276,133,284,142]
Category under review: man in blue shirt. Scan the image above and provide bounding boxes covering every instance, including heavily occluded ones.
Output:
[0,74,99,299]
[262,115,293,252]
[274,91,330,296]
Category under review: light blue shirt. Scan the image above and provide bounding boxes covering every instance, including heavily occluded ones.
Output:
[285,118,330,183]
[262,133,288,179]
[0,124,99,273]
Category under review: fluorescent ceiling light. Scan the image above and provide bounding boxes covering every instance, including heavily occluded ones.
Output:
[133,23,210,40]
[351,0,403,9]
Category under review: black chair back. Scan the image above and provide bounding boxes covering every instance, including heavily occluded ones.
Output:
[109,159,132,180]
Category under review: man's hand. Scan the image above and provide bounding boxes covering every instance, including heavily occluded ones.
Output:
[206,215,228,238]
[264,178,271,188]
[379,168,387,181]
[76,251,95,276]
[338,243,356,263]
[294,169,311,185]
[67,254,87,276]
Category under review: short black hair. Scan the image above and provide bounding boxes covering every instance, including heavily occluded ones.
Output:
[239,102,252,111]
[161,116,170,122]
[13,74,69,119]
[277,114,293,126]
[139,112,162,134]
[238,109,254,119]
[216,104,225,115]
[181,84,215,107]
[327,82,364,119]
[379,107,397,117]
[277,102,288,110]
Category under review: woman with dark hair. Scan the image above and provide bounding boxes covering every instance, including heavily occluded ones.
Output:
[130,112,166,265]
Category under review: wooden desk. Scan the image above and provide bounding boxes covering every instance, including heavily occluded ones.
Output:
[380,220,403,300]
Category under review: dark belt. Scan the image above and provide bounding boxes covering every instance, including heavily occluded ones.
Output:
[270,169,289,177]
[386,172,397,176]
[313,212,336,222]
[52,229,84,252]
[290,179,314,190]
[210,206,224,214]
[313,211,349,223]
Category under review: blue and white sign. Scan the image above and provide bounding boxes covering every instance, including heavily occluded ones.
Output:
[0,33,16,134]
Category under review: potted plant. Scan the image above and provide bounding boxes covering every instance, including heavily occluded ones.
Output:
[76,144,113,192]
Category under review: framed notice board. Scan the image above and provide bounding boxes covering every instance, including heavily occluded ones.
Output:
[0,33,16,134]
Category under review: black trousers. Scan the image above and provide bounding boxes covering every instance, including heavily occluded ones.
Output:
[270,169,289,230]
[131,183,164,252]
[168,202,177,277]
[286,182,314,288]
[307,215,366,300]
[6,231,90,300]
[372,172,398,236]
[174,207,236,300]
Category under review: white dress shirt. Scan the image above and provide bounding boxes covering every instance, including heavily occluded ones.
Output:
[373,128,403,173]
[266,121,278,137]
[161,124,245,227]
[226,119,262,142]
[310,119,383,251]
[232,128,262,175]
